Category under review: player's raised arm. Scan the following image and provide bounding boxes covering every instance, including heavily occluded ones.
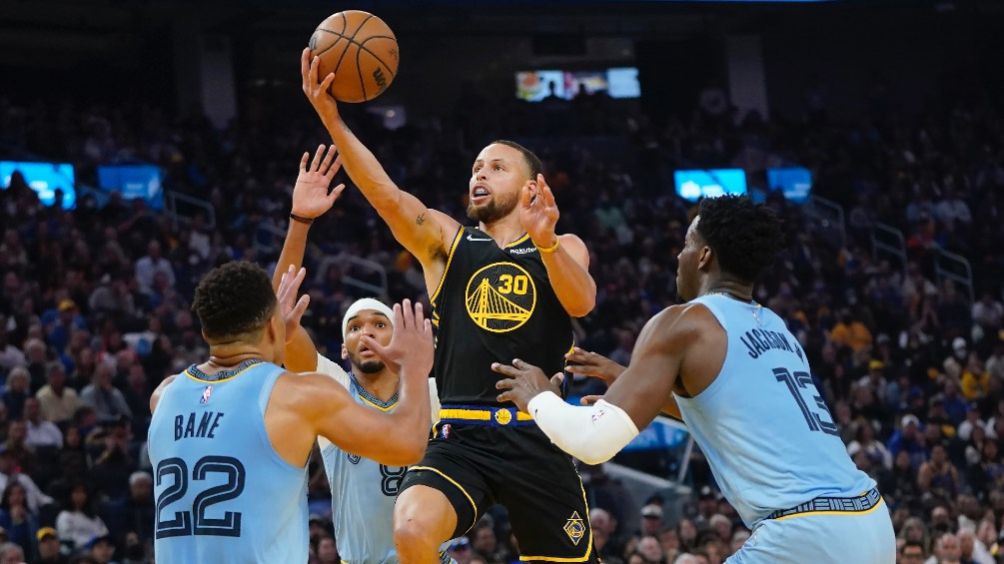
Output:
[492,305,700,464]
[518,174,596,317]
[272,145,345,371]
[290,300,433,467]
[300,48,459,268]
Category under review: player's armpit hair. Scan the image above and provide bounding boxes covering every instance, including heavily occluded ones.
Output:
[696,195,785,284]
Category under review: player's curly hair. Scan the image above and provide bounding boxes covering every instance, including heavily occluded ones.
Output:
[491,139,543,180]
[192,261,277,341]
[696,195,785,284]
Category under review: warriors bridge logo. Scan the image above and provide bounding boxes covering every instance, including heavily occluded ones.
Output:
[464,261,536,333]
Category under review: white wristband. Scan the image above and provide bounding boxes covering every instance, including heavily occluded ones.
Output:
[528,392,640,465]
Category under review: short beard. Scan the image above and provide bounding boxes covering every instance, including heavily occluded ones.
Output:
[356,359,386,374]
[466,192,519,224]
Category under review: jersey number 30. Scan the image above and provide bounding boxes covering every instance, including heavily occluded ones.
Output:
[156,456,246,539]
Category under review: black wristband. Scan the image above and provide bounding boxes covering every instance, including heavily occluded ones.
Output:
[290,213,314,225]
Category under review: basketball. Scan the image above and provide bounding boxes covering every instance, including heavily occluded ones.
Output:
[308,10,399,103]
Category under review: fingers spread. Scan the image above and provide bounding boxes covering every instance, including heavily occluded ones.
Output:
[311,144,326,172]
[490,362,520,377]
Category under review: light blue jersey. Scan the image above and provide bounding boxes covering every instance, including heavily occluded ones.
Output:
[675,295,877,528]
[148,360,308,564]
[314,354,441,564]
[320,375,404,564]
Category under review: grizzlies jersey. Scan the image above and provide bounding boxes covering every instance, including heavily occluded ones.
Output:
[148,360,308,564]
[674,295,875,528]
[315,354,441,564]
[431,226,573,405]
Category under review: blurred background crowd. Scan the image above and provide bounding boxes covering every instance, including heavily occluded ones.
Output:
[2,0,1004,563]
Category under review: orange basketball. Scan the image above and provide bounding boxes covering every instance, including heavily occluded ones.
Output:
[308,10,399,103]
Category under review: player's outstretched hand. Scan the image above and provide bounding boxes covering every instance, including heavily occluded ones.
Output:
[518,173,560,249]
[292,144,345,219]
[493,359,564,413]
[564,347,626,386]
[276,265,311,342]
[301,47,341,125]
[360,299,434,379]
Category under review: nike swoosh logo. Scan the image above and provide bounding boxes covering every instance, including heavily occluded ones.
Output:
[466,234,493,242]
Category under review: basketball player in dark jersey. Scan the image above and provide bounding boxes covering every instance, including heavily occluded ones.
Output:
[301,50,598,563]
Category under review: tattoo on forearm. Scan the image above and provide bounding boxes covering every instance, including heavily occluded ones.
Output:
[416,213,426,225]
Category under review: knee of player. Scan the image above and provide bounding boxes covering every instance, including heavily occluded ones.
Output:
[393,519,435,552]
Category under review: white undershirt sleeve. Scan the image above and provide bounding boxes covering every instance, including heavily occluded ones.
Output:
[527,392,640,465]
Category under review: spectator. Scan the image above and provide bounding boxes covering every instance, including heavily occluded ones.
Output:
[4,422,36,476]
[957,406,985,442]
[315,535,338,564]
[101,471,153,548]
[847,418,893,470]
[640,504,663,536]
[971,292,1003,336]
[87,534,115,564]
[79,365,131,424]
[957,528,994,564]
[133,241,174,294]
[899,540,926,562]
[918,444,961,499]
[23,398,62,449]
[960,357,990,402]
[729,530,750,555]
[0,542,24,564]
[36,362,81,425]
[708,514,732,544]
[677,518,698,553]
[36,526,68,564]
[469,524,501,562]
[590,507,625,561]
[889,415,927,467]
[0,448,52,515]
[931,532,962,564]
[3,368,30,422]
[637,535,666,564]
[89,418,133,500]
[829,312,873,353]
[0,482,38,559]
[56,483,109,552]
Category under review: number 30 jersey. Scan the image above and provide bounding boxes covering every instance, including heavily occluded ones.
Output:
[148,360,308,564]
[674,295,875,528]
[431,226,573,405]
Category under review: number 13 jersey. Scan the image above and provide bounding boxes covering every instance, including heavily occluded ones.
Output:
[674,294,875,528]
[148,360,308,564]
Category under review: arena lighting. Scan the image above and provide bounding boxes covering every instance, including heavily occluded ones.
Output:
[674,169,748,202]
[97,164,165,210]
[0,160,76,209]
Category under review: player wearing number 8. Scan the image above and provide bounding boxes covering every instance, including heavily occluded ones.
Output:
[147,261,434,563]
[493,196,896,563]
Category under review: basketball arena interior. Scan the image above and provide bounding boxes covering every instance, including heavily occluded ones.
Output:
[2,0,1004,563]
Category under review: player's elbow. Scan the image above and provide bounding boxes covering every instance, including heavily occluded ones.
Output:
[577,452,614,466]
[566,296,596,318]
[568,438,616,466]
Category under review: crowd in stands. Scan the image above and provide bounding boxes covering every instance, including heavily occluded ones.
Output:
[0,78,1003,564]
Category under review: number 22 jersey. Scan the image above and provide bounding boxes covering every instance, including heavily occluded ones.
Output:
[148,360,309,564]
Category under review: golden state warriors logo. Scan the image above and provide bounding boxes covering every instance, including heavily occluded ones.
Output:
[493,409,512,426]
[563,511,586,546]
[465,262,536,333]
